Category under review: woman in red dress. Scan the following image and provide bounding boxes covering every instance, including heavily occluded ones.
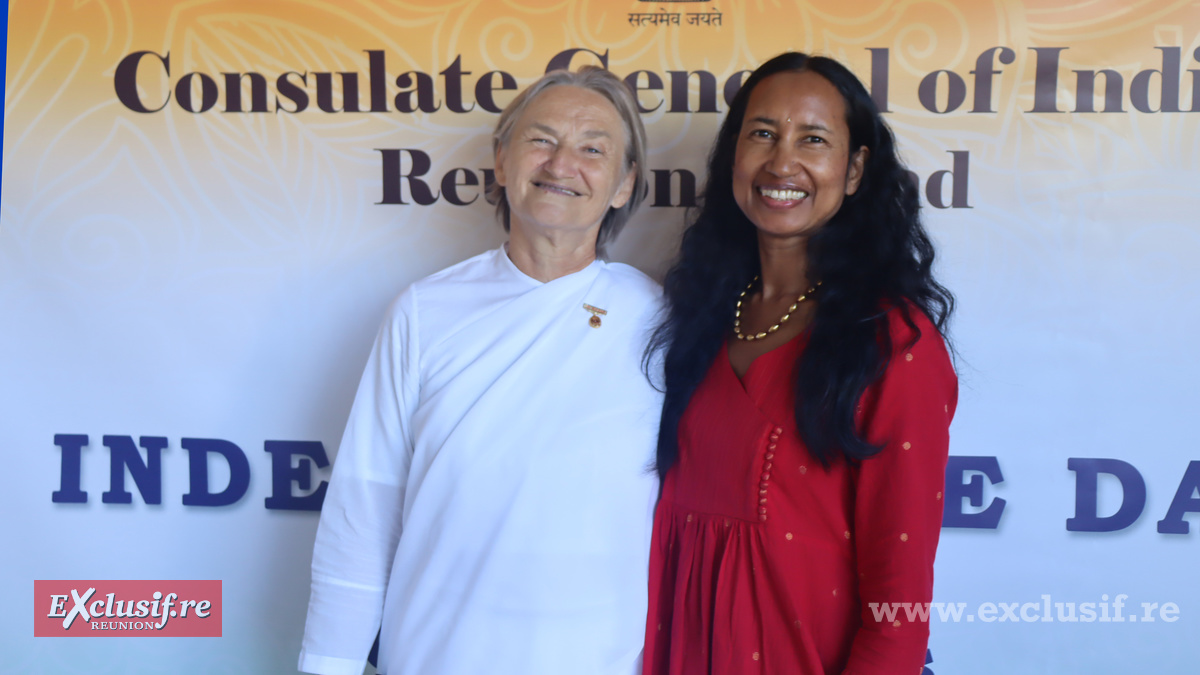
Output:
[643,53,957,674]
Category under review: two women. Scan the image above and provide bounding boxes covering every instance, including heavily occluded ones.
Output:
[644,52,956,674]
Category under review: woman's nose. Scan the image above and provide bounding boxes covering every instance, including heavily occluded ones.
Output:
[765,143,800,177]
[544,145,578,177]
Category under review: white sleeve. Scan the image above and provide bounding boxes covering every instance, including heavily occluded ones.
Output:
[298,289,420,675]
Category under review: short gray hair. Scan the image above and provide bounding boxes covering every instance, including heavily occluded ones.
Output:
[488,66,650,256]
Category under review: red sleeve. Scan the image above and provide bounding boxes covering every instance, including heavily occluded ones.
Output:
[843,307,957,674]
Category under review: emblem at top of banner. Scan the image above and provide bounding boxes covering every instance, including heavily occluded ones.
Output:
[629,1,721,28]
[583,304,607,329]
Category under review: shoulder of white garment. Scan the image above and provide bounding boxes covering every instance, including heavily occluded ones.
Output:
[598,261,663,309]
[600,262,666,389]
[600,260,662,292]
[408,247,509,294]
[373,247,508,334]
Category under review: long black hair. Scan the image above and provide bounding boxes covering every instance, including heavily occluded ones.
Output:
[646,52,954,477]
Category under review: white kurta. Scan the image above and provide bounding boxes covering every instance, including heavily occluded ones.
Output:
[299,247,663,675]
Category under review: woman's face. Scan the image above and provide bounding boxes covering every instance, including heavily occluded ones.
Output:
[494,85,635,242]
[732,70,867,240]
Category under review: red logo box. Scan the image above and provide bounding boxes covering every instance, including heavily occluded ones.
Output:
[35,580,222,637]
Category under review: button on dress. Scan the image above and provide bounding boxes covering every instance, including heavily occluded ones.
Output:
[643,308,957,675]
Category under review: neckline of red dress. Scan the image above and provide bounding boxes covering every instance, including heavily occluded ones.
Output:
[724,329,809,387]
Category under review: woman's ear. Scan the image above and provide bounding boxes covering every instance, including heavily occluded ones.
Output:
[845,146,869,195]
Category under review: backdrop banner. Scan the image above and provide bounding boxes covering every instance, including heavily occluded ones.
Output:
[3,1,1198,673]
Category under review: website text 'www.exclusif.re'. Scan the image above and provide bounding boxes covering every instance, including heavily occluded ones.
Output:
[869,595,1180,624]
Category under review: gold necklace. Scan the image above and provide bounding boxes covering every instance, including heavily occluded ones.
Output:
[733,276,819,342]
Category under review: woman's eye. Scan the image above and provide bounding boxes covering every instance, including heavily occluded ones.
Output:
[805,135,826,144]
[750,129,773,139]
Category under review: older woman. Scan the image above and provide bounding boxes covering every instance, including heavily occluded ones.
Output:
[643,53,956,674]
[300,66,660,675]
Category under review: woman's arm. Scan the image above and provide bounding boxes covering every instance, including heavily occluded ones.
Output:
[299,288,421,675]
[844,308,957,674]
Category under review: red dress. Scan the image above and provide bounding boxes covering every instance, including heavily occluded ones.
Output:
[643,308,957,675]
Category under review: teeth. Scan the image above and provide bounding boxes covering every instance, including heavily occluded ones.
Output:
[759,187,808,201]
[537,182,579,196]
